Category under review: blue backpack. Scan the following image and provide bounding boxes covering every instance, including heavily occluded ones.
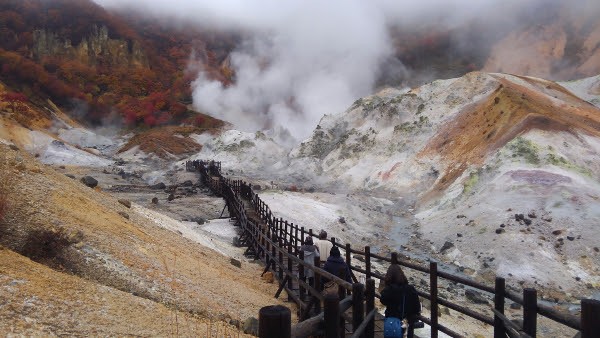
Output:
[384,317,403,338]
[384,294,405,338]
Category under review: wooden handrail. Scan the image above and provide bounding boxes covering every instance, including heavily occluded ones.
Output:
[491,308,532,338]
[349,309,376,338]
[188,160,592,338]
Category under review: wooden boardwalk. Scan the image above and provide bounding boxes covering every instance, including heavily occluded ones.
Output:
[187,160,600,338]
[239,194,388,337]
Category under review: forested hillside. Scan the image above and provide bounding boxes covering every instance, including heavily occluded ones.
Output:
[0,0,233,128]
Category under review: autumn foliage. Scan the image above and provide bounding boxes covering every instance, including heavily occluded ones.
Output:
[1,91,29,113]
[0,0,236,129]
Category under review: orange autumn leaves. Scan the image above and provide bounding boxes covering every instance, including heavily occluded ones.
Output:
[0,0,235,129]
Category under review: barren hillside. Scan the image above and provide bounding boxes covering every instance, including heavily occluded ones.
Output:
[0,138,286,335]
[252,71,600,299]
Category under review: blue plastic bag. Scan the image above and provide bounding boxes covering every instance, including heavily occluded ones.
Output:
[384,317,403,338]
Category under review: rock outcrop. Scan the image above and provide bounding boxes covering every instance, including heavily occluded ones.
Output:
[32,25,148,67]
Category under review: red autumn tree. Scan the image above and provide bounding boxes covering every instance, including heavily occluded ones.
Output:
[2,91,28,112]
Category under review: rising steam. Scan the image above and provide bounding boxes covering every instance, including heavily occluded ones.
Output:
[191,1,392,144]
[93,0,597,144]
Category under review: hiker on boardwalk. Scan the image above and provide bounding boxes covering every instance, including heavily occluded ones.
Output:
[380,264,421,338]
[300,237,319,287]
[323,246,351,283]
[315,230,333,264]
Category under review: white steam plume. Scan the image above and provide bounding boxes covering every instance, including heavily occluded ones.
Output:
[191,0,391,144]
[93,0,594,144]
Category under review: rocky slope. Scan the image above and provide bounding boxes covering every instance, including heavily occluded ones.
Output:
[560,74,600,107]
[162,71,600,301]
[263,72,600,299]
[0,123,285,335]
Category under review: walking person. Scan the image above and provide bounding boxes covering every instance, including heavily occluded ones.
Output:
[315,230,333,264]
[380,264,421,338]
[300,237,319,288]
[323,246,351,283]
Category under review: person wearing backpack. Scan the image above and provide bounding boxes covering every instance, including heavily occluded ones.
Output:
[300,237,320,288]
[380,264,421,338]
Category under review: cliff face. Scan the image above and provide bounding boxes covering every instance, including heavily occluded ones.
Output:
[32,25,148,68]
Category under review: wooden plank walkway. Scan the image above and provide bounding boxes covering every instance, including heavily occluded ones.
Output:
[239,194,389,337]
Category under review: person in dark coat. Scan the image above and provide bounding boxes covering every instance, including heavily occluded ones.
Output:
[323,246,351,283]
[300,237,320,286]
[380,264,421,337]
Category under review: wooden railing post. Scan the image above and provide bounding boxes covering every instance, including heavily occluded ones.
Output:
[259,305,291,338]
[365,279,375,338]
[262,220,268,254]
[391,252,398,264]
[277,217,282,241]
[314,259,322,314]
[365,246,371,280]
[301,227,305,247]
[294,223,299,255]
[346,243,353,290]
[278,238,284,281]
[352,282,365,337]
[287,244,293,302]
[271,234,277,274]
[255,220,261,259]
[523,288,537,337]
[345,243,352,268]
[264,227,271,267]
[324,293,340,338]
[494,277,506,338]
[276,218,289,245]
[298,251,306,302]
[581,299,600,338]
[430,261,438,338]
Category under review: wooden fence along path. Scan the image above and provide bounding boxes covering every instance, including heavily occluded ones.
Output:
[186,160,600,338]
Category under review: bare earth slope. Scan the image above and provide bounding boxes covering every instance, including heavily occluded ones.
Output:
[419,73,600,201]
[0,143,283,336]
[1,248,210,336]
